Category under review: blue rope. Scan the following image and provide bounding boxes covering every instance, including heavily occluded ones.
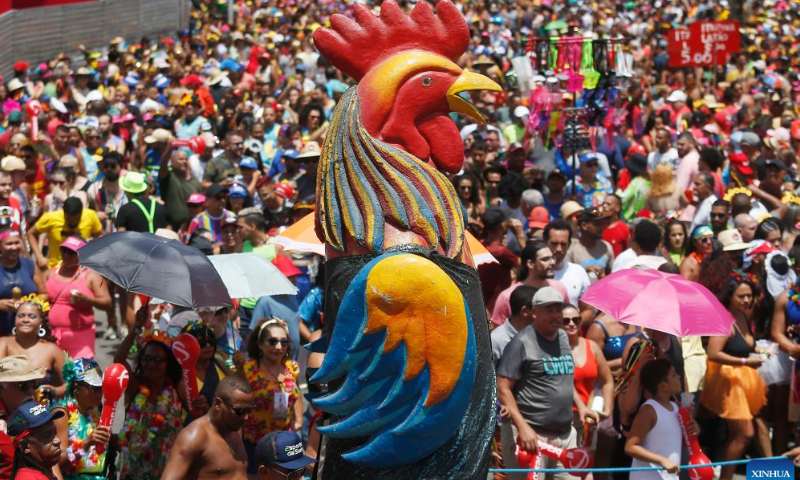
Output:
[489,456,789,473]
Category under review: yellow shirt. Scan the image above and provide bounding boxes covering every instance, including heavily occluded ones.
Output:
[35,209,102,266]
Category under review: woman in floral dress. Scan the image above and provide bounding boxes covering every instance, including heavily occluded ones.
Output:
[113,307,186,480]
[233,318,303,475]
[53,358,109,480]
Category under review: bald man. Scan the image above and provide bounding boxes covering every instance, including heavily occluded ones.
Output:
[734,213,758,242]
[160,376,255,480]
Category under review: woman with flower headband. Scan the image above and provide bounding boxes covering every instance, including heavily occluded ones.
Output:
[679,225,716,282]
[52,358,111,480]
[0,293,66,398]
[113,306,187,480]
[0,226,45,336]
[701,274,767,480]
[233,317,303,475]
[43,236,111,359]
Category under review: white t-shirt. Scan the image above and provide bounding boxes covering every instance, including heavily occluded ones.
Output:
[690,194,718,232]
[553,261,590,307]
[647,148,680,172]
[613,249,668,272]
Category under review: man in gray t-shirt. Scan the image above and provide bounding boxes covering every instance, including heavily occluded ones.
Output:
[497,287,578,480]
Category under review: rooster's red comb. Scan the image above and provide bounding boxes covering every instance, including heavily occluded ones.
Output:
[313,0,469,81]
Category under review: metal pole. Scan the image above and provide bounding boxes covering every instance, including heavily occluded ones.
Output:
[227,0,234,25]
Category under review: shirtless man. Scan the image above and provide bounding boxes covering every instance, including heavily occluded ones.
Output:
[160,376,254,480]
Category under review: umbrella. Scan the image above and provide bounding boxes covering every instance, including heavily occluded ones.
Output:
[78,231,231,308]
[207,253,298,299]
[580,269,734,337]
[272,213,498,266]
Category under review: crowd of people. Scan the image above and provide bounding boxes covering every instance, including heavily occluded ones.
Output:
[3,0,800,478]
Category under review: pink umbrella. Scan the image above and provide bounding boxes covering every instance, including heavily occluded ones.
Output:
[581,269,734,337]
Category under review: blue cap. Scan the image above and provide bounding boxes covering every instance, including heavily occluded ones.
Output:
[579,152,599,163]
[282,149,299,160]
[220,58,243,73]
[239,156,258,170]
[8,401,64,436]
[255,431,316,470]
[229,184,248,198]
[154,74,171,89]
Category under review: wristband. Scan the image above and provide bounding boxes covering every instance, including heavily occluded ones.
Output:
[740,357,746,366]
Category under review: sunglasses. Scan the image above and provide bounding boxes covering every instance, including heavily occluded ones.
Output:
[51,180,67,186]
[698,236,712,244]
[563,316,581,326]
[191,332,216,348]
[222,398,255,417]
[710,212,727,219]
[266,337,290,348]
[15,380,39,392]
[271,467,306,480]
[584,162,599,168]
[141,355,167,365]
[230,142,244,148]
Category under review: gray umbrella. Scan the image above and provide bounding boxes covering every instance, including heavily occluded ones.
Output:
[78,231,231,308]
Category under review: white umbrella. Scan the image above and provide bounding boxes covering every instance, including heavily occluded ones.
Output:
[208,253,298,299]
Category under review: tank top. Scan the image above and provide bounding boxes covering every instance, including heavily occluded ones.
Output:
[573,339,598,412]
[630,400,682,480]
[722,325,754,358]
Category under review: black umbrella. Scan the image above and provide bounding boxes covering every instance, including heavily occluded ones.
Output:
[78,231,231,308]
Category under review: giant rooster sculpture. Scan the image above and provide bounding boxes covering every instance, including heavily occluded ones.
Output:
[308,1,501,478]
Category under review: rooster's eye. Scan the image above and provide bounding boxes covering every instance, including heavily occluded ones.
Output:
[421,77,432,87]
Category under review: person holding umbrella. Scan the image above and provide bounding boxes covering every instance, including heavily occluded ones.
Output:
[113,307,187,480]
[701,274,767,480]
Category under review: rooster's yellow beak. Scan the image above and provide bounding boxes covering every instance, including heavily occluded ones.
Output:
[446,71,502,123]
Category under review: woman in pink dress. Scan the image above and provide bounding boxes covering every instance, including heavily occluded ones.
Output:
[44,236,111,358]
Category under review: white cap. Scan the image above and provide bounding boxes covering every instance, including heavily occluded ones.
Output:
[667,90,687,103]
[532,287,564,306]
[514,106,531,118]
[85,90,103,103]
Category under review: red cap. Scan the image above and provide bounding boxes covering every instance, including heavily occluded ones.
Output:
[747,242,777,257]
[626,144,647,159]
[729,152,753,175]
[528,206,550,230]
[14,61,29,72]
[180,74,204,87]
[636,209,655,219]
[272,255,301,278]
